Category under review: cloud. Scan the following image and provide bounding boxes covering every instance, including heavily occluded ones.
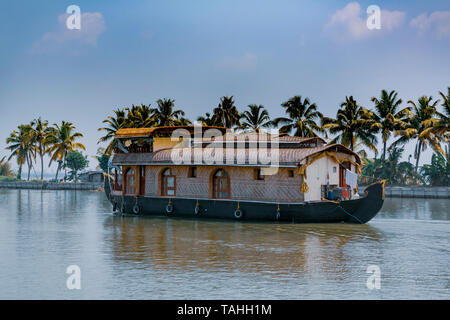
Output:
[410,11,450,40]
[215,53,258,71]
[32,12,105,54]
[324,2,405,42]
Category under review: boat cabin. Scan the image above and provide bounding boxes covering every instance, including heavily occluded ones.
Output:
[110,126,360,203]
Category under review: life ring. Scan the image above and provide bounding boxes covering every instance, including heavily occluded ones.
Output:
[234,209,243,219]
[133,204,140,215]
[194,206,200,215]
[166,204,174,214]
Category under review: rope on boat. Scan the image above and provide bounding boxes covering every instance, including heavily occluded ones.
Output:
[336,205,364,224]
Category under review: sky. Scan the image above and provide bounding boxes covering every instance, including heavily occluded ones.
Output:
[0,0,449,176]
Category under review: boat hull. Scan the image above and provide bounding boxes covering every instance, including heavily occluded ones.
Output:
[104,179,385,224]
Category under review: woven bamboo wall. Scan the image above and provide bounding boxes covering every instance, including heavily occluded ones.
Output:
[144,165,304,202]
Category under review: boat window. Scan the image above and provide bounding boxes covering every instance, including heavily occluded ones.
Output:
[255,168,264,181]
[162,168,176,196]
[213,169,230,199]
[188,167,197,178]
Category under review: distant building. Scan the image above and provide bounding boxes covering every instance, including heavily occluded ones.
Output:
[78,171,104,183]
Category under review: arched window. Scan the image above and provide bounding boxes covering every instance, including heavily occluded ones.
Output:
[125,168,136,195]
[213,169,230,199]
[162,168,176,196]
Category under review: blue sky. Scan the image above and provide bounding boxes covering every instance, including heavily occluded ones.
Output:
[0,0,449,174]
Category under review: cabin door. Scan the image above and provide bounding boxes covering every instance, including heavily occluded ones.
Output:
[339,162,351,187]
[139,166,146,196]
[125,168,136,195]
[213,169,230,199]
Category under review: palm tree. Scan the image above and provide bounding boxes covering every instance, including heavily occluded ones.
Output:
[420,152,449,186]
[322,96,378,153]
[151,98,186,126]
[98,109,127,156]
[125,104,155,128]
[392,96,443,184]
[420,88,450,157]
[272,96,324,138]
[30,117,49,180]
[212,96,241,129]
[369,90,411,160]
[239,105,271,132]
[6,124,35,180]
[0,156,14,177]
[46,121,85,181]
[197,113,222,127]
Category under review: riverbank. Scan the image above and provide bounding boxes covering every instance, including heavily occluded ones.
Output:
[0,181,102,191]
[359,185,450,199]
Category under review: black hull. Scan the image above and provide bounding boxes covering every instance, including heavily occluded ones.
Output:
[104,179,385,224]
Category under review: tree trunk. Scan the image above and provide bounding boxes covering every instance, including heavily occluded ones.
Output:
[26,155,31,181]
[17,164,22,180]
[55,163,60,181]
[40,143,44,180]
[413,142,422,185]
[382,141,387,161]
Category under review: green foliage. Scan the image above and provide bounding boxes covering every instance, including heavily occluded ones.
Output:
[65,151,89,182]
[0,176,19,182]
[239,105,271,132]
[0,157,14,177]
[420,152,450,186]
[272,96,323,137]
[97,154,109,173]
[360,147,421,185]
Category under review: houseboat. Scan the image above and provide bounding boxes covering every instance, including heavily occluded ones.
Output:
[104,126,385,223]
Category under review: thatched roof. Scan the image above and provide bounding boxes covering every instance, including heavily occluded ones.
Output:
[115,126,227,138]
[112,144,360,166]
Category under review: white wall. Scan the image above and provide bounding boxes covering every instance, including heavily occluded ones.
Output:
[303,153,357,202]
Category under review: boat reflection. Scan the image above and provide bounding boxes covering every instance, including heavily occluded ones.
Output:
[103,215,383,279]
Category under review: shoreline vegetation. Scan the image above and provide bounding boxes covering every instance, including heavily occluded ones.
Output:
[2,89,449,187]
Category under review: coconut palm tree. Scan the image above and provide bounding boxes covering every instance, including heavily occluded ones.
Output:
[30,117,49,180]
[46,121,85,181]
[369,90,411,160]
[322,96,378,153]
[98,109,127,156]
[125,104,156,128]
[420,88,450,157]
[272,96,324,138]
[0,156,14,177]
[6,124,35,180]
[239,105,271,132]
[151,98,186,126]
[392,96,443,184]
[196,113,220,127]
[212,96,241,129]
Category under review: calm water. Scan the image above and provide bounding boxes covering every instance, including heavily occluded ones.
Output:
[0,189,448,299]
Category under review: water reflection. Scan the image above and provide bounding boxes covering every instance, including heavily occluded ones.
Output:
[103,215,383,280]
[379,198,450,221]
[0,189,448,299]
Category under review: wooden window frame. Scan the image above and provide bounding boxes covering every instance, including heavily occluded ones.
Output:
[161,168,176,196]
[254,168,264,181]
[188,167,197,178]
[288,170,294,178]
